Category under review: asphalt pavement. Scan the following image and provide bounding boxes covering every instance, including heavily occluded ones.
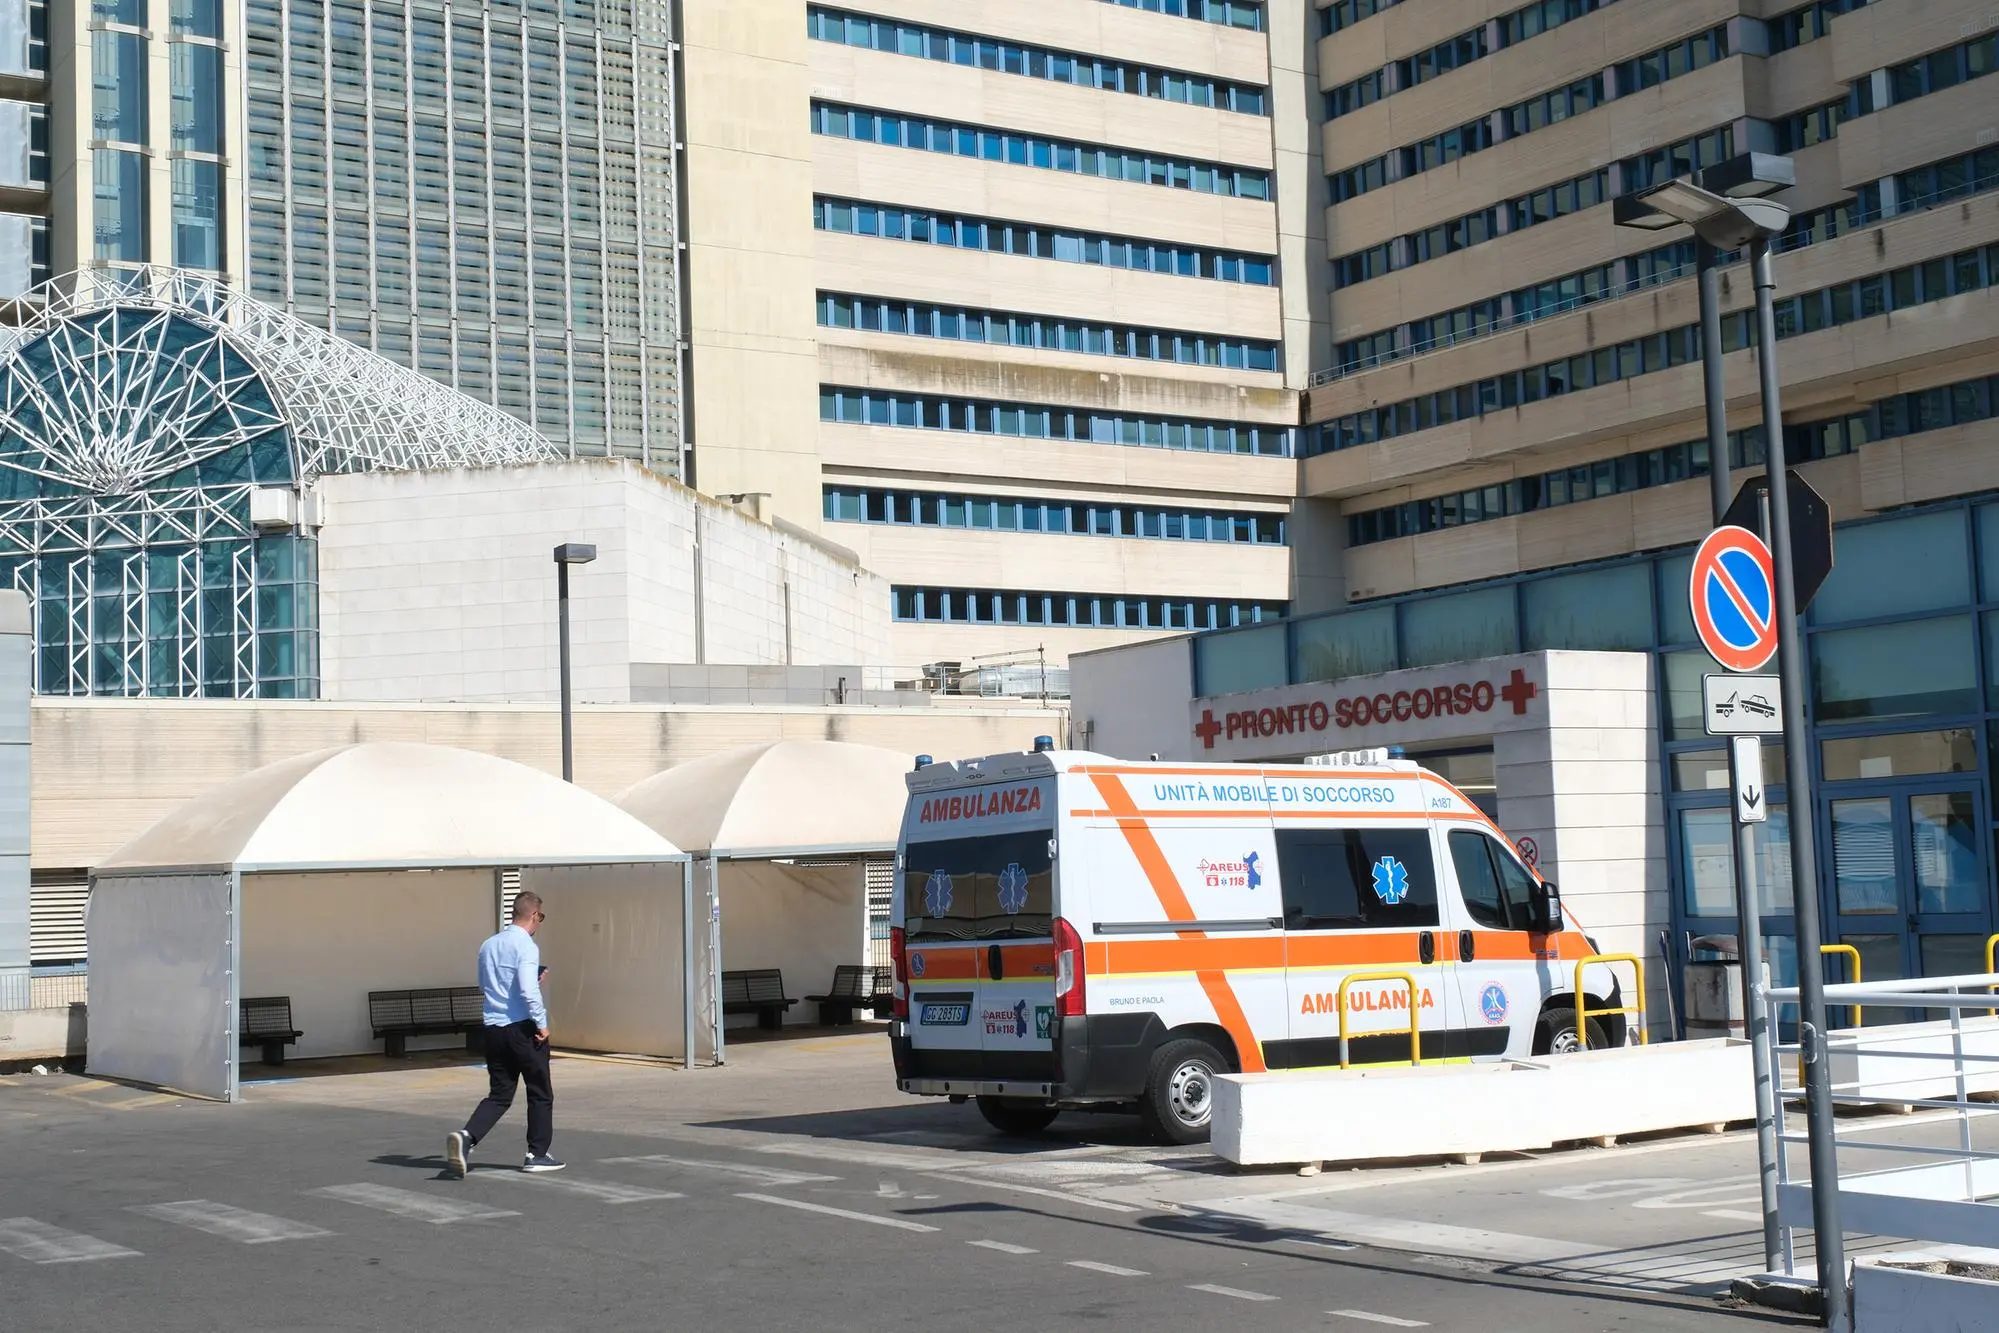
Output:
[0,1029,1839,1332]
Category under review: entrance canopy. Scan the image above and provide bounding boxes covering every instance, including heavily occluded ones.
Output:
[89,742,695,1101]
[617,738,913,858]
[618,741,912,1042]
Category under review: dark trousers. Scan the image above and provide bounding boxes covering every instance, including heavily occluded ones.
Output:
[463,1019,552,1158]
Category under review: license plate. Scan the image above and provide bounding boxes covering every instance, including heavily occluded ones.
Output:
[919,1003,970,1026]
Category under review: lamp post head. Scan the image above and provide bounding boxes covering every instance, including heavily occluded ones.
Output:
[1612,152,1796,249]
[553,542,598,566]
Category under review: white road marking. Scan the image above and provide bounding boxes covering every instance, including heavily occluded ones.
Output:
[602,1154,839,1186]
[308,1184,519,1225]
[1328,1311,1429,1327]
[1067,1260,1148,1276]
[1704,1209,1767,1223]
[0,1218,140,1263]
[967,1239,1037,1254]
[931,1172,1139,1214]
[475,1173,684,1204]
[1189,1283,1277,1302]
[734,1193,939,1232]
[129,1200,331,1243]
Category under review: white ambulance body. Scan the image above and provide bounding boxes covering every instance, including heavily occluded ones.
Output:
[888,747,1622,1144]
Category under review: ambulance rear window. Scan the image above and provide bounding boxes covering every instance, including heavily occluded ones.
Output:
[903,832,1053,942]
[1275,828,1439,930]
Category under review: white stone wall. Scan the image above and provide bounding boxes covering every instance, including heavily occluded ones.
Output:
[316,460,892,703]
[1493,652,1669,1039]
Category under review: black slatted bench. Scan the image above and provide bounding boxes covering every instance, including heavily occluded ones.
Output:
[239,996,302,1066]
[721,969,795,1030]
[805,964,894,1026]
[369,985,487,1057]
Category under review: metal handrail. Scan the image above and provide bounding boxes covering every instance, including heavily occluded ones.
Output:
[1336,971,1422,1070]
[1574,953,1645,1050]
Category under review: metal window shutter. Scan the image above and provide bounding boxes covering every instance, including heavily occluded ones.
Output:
[498,868,522,926]
[30,871,90,965]
[866,859,896,970]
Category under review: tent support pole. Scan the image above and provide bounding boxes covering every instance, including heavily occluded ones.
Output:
[228,868,243,1104]
[682,860,695,1071]
[709,855,724,1067]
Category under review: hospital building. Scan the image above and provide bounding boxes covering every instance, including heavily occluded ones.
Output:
[4,0,1999,1014]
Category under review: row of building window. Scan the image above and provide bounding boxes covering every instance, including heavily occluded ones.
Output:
[823,488,1287,545]
[1330,27,1728,202]
[812,196,1275,286]
[1310,239,1999,455]
[1332,126,1732,287]
[1325,0,1621,119]
[815,293,1282,372]
[807,6,1268,115]
[808,102,1271,201]
[1346,371,1999,547]
[817,386,1294,457]
[1766,0,1869,53]
[1884,30,1999,105]
[1331,145,1999,376]
[1103,0,1262,28]
[892,587,1285,630]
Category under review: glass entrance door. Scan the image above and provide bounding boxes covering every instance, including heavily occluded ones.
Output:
[1827,784,1992,1023]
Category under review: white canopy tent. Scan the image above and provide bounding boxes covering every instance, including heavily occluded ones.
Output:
[89,742,698,1101]
[617,740,913,1056]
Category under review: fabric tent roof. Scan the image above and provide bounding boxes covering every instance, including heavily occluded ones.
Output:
[97,742,686,873]
[617,740,914,857]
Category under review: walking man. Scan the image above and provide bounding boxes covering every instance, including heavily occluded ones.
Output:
[446,891,563,1176]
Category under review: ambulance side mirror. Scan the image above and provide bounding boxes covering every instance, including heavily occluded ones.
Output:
[1531,880,1563,934]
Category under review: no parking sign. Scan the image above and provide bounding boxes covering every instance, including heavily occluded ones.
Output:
[1689,525,1779,673]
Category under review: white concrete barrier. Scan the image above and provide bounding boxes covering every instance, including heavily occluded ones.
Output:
[1853,1258,1999,1333]
[1825,1015,1999,1105]
[1211,1040,1755,1168]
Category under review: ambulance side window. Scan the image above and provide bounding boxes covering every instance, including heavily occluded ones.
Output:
[1449,831,1535,931]
[1274,828,1439,930]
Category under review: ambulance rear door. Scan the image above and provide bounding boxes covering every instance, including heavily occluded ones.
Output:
[900,776,1058,1081]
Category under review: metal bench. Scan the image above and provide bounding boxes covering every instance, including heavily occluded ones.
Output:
[721,969,796,1031]
[805,964,893,1026]
[368,985,487,1057]
[239,995,302,1066]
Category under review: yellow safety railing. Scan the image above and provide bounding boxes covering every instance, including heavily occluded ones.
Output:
[1575,953,1646,1050]
[1336,971,1422,1070]
[1797,944,1863,1085]
[1987,933,1998,1018]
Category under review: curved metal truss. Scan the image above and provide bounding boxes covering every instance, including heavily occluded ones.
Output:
[0,265,564,492]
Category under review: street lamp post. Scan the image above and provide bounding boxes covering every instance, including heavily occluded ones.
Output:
[1616,157,1847,1329]
[553,542,598,783]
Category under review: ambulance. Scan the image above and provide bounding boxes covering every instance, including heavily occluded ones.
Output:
[887,744,1624,1144]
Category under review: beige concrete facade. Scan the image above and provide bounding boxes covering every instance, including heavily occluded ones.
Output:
[784,0,1314,675]
[1307,0,1999,604]
[28,696,1066,872]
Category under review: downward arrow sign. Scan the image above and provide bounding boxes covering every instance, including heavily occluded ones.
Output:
[1743,786,1762,811]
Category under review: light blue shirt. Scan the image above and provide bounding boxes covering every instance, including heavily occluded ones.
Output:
[478,924,547,1029]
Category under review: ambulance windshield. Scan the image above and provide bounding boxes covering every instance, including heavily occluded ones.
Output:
[903,831,1053,942]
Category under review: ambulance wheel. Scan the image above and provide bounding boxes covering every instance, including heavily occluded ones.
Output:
[976,1096,1058,1136]
[1139,1038,1225,1145]
[1536,1007,1610,1055]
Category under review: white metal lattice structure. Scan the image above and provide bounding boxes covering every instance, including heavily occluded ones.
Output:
[0,266,565,484]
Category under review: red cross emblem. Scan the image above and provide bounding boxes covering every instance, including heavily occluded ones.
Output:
[1193,709,1223,749]
[1500,668,1538,715]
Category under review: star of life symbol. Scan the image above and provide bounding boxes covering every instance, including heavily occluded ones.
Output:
[1371,855,1409,906]
[923,870,953,916]
[996,862,1030,915]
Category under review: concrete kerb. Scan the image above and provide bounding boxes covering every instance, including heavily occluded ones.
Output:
[0,1004,87,1073]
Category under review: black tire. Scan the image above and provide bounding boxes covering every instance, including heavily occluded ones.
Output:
[975,1095,1058,1136]
[1138,1037,1227,1145]
[1536,1006,1611,1055]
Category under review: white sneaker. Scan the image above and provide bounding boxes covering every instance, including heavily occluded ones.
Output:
[445,1130,471,1179]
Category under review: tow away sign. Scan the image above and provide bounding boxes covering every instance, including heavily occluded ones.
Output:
[1702,674,1783,736]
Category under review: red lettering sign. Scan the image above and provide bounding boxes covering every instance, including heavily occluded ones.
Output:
[1194,669,1539,748]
